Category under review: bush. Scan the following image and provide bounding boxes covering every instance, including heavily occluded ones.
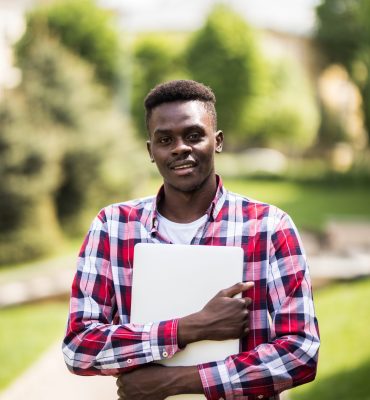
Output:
[0,91,64,264]
[0,34,144,264]
[242,57,320,153]
[131,35,184,137]
[17,0,124,89]
[185,4,265,141]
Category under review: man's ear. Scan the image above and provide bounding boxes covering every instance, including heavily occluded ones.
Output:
[146,140,155,163]
[215,130,224,153]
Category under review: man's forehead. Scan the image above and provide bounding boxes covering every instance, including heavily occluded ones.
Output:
[149,100,211,126]
[153,100,207,114]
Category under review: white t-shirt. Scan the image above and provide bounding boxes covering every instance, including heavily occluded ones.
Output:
[157,212,207,244]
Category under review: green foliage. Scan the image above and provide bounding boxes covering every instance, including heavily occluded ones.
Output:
[0,86,64,264]
[131,35,182,137]
[316,0,364,69]
[184,4,318,152]
[0,32,143,264]
[243,58,320,152]
[316,0,370,142]
[185,4,264,140]
[17,0,124,88]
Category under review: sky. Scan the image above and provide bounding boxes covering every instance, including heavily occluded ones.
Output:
[100,0,322,36]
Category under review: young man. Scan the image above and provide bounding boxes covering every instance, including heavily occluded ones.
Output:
[62,80,320,399]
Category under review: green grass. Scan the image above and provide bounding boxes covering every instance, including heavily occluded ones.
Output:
[224,178,370,232]
[141,176,370,232]
[290,278,370,400]
[0,300,69,391]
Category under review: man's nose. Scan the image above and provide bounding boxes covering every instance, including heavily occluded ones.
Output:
[171,138,192,155]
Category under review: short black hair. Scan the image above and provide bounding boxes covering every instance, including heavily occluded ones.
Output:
[144,79,217,131]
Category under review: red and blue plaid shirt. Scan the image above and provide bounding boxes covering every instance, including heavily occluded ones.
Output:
[63,176,319,399]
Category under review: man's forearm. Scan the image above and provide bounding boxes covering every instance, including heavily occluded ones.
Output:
[166,366,204,397]
[117,364,203,399]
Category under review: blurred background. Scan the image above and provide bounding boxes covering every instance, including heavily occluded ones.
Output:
[0,0,369,399]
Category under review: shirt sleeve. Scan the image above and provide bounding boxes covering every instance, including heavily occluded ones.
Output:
[197,212,320,399]
[62,212,180,376]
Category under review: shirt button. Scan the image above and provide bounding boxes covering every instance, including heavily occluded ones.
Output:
[162,351,168,358]
[126,358,132,364]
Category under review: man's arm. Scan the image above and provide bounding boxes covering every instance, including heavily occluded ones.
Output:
[197,213,320,399]
[62,210,254,377]
[117,365,202,399]
[62,213,180,376]
[116,282,254,399]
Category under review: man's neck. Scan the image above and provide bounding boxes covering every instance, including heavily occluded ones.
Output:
[159,175,217,223]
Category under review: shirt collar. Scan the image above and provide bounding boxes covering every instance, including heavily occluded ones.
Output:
[149,174,227,233]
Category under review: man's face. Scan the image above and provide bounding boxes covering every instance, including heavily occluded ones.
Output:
[147,100,223,193]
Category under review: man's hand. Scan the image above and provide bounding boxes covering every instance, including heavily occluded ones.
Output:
[178,281,254,347]
[116,364,203,399]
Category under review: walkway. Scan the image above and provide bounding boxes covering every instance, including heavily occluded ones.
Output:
[0,340,117,400]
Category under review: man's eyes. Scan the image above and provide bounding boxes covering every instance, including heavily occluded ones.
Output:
[187,132,201,141]
[158,136,171,144]
[156,132,202,144]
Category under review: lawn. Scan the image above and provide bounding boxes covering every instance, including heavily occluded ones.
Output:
[290,278,370,400]
[224,178,370,233]
[0,300,69,391]
[140,176,370,232]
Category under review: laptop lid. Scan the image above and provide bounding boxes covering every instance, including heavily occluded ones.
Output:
[131,243,244,399]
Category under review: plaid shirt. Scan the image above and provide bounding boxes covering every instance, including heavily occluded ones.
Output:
[62,176,319,399]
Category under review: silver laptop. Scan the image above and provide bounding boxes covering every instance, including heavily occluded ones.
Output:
[131,243,244,399]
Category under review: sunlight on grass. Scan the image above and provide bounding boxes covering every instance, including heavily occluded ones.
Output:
[0,300,69,391]
[290,278,370,400]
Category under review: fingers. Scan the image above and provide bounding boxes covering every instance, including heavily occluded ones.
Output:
[117,386,124,400]
[244,296,252,307]
[217,281,254,298]
[116,375,123,388]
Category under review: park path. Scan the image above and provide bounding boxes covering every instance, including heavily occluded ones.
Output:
[0,222,369,400]
[0,340,117,400]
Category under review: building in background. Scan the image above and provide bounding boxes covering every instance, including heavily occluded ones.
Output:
[0,0,33,96]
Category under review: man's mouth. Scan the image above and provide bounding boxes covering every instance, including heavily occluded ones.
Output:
[173,163,195,170]
[170,160,197,174]
[170,160,197,169]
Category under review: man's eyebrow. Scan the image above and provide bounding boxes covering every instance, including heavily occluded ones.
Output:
[153,128,172,136]
[153,124,205,136]
[184,124,205,132]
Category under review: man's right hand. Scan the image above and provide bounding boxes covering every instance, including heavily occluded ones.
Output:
[178,281,254,347]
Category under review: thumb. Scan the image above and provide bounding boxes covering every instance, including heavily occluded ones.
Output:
[216,281,254,298]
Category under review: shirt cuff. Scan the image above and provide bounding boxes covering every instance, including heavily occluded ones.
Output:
[149,318,180,361]
[198,360,234,400]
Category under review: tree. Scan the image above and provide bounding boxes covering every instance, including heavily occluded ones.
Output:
[242,57,320,152]
[131,36,178,137]
[185,4,265,141]
[0,33,142,265]
[316,0,370,143]
[17,0,124,89]
[0,86,64,264]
